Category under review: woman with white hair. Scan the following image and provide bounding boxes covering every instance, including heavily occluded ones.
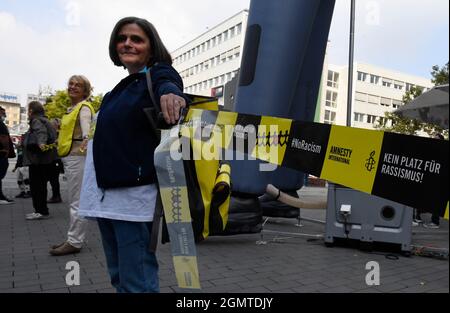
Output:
[49,75,95,256]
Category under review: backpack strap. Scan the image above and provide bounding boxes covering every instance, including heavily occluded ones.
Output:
[145,70,159,110]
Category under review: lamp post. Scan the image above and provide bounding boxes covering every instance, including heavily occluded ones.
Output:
[346,0,356,127]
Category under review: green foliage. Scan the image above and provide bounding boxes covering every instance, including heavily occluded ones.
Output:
[375,111,448,138]
[374,62,449,136]
[90,94,103,112]
[44,91,103,120]
[44,90,71,119]
[431,62,449,86]
[402,85,424,104]
[375,111,421,135]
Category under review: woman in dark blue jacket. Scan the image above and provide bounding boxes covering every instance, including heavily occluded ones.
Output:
[79,17,187,293]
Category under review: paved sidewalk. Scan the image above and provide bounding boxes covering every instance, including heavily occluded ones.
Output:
[0,161,448,293]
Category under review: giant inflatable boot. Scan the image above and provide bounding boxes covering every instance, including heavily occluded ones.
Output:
[223,0,336,233]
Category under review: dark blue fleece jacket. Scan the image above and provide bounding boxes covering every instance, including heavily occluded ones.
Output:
[93,62,185,189]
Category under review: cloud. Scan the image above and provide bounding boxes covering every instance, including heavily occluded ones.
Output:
[0,11,16,31]
[328,0,449,77]
[0,0,447,107]
[0,0,250,105]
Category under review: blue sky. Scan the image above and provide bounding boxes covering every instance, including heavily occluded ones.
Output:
[0,0,448,106]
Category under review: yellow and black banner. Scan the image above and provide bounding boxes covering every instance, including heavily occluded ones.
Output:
[154,128,201,290]
[155,106,448,290]
[183,109,449,218]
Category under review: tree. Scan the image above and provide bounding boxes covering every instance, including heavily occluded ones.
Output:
[44,90,71,119]
[44,91,103,120]
[431,62,449,86]
[374,62,449,137]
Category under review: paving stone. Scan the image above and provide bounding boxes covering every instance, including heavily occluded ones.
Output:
[0,169,448,294]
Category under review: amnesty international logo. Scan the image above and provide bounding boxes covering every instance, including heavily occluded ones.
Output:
[365,151,376,172]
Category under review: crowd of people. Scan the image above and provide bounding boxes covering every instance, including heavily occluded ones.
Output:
[0,16,445,293]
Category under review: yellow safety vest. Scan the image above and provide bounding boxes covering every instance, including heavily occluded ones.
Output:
[57,101,94,157]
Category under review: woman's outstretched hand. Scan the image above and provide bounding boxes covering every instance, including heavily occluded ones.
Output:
[160,93,186,124]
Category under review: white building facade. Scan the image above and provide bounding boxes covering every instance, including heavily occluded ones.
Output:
[172,10,249,104]
[319,63,433,129]
[172,11,433,129]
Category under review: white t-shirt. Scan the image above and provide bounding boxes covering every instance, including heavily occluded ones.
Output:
[78,115,157,222]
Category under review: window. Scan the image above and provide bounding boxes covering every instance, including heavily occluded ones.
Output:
[327,70,339,88]
[370,75,380,85]
[355,92,367,102]
[230,27,236,38]
[223,30,229,41]
[354,113,365,122]
[234,47,240,58]
[368,94,379,104]
[357,71,368,82]
[382,78,392,87]
[325,90,338,108]
[378,117,387,126]
[405,83,414,92]
[236,23,242,35]
[367,114,377,124]
[226,49,233,61]
[394,81,404,90]
[220,53,227,64]
[324,110,336,124]
[392,99,402,109]
[380,97,391,107]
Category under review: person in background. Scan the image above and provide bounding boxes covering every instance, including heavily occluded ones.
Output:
[23,101,58,219]
[12,135,31,199]
[0,106,15,205]
[412,208,423,226]
[47,118,63,204]
[49,75,94,256]
[423,132,445,229]
[78,16,187,293]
